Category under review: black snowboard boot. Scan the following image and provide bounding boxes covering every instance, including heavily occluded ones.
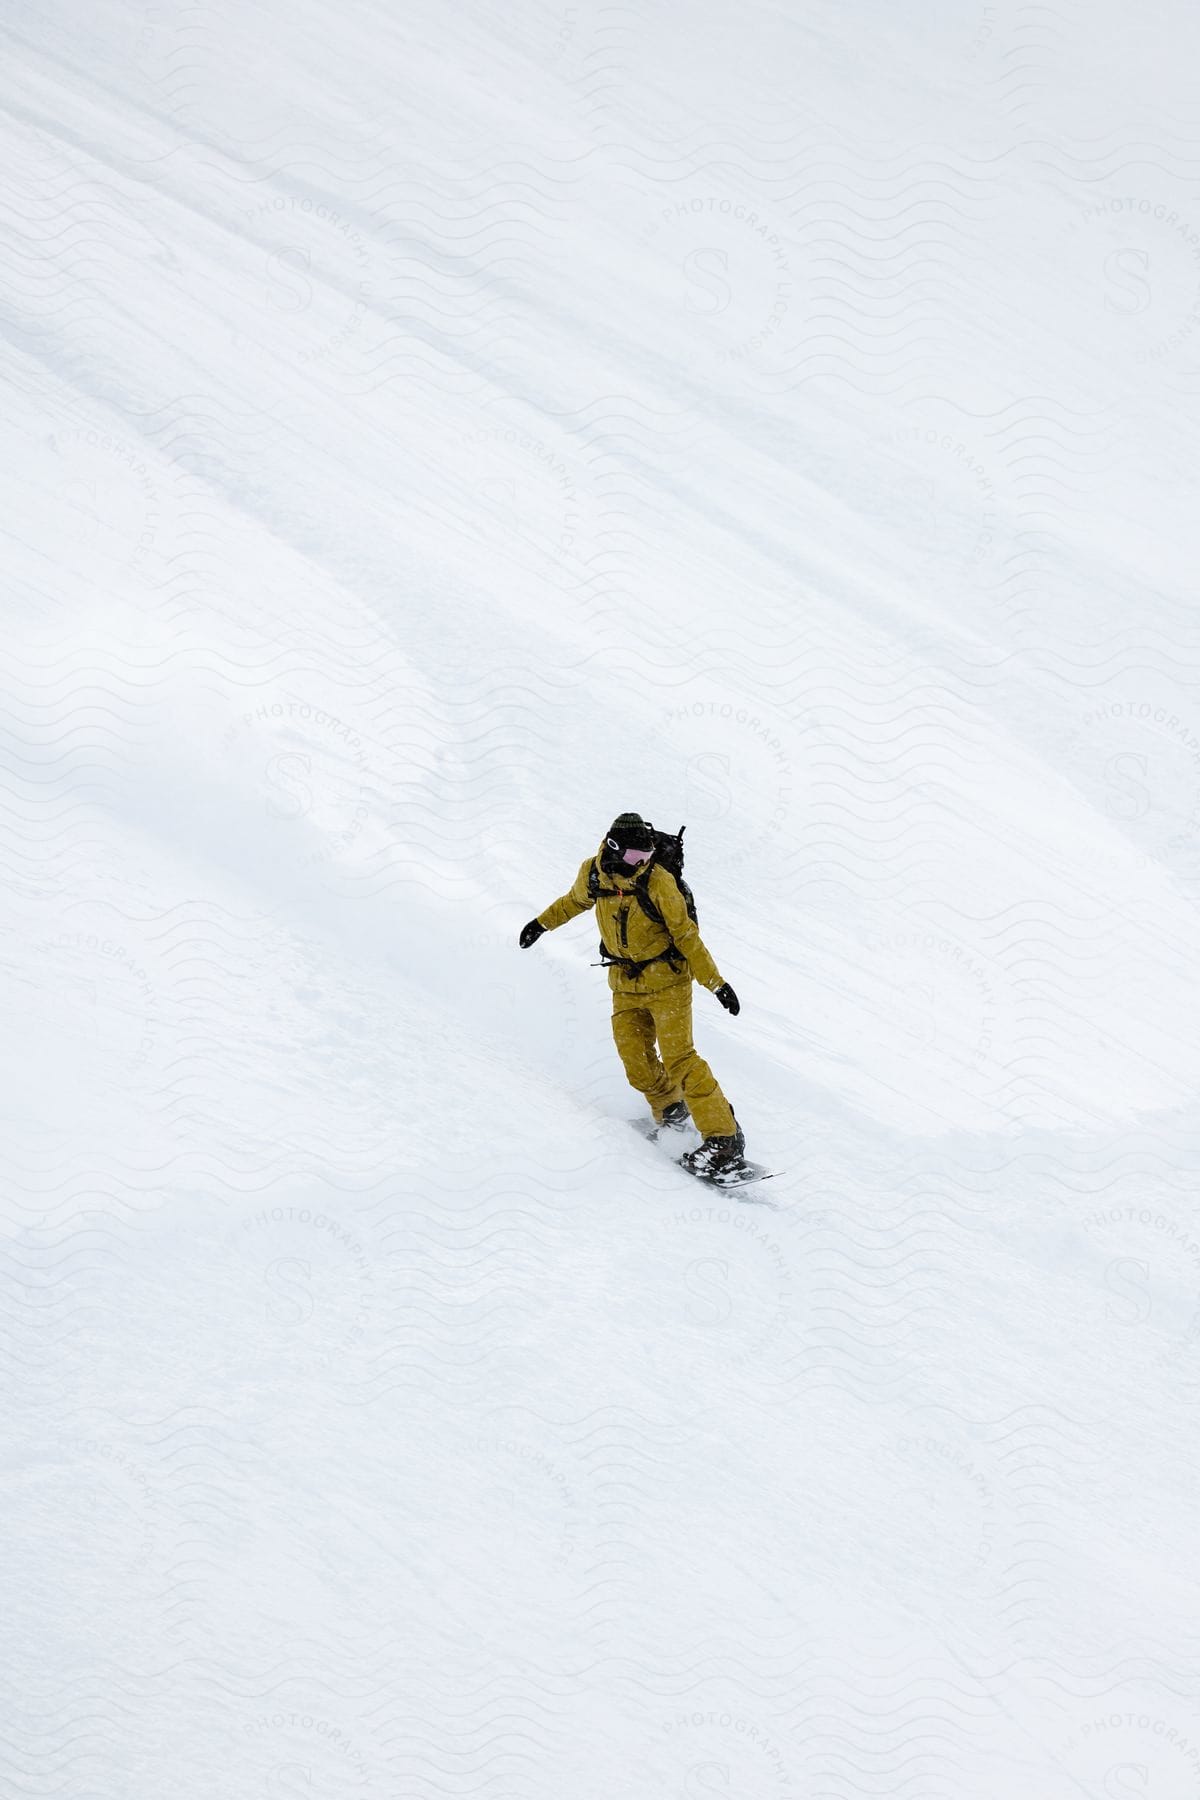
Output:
[681,1116,746,1177]
[660,1100,691,1132]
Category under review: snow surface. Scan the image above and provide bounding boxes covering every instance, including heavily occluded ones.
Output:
[3,0,1200,1793]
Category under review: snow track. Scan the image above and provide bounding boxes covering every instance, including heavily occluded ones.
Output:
[3,0,1200,1793]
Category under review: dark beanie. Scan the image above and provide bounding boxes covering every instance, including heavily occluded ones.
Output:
[607,812,653,850]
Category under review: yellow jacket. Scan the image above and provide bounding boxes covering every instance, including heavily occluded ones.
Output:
[537,842,724,994]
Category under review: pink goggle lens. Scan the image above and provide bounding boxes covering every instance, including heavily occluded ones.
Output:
[621,846,652,865]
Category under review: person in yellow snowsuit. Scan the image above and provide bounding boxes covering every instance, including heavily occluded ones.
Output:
[518,812,746,1176]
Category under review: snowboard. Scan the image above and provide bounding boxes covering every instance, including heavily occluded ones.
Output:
[629,1116,779,1191]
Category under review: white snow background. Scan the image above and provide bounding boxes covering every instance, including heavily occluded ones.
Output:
[2,0,1200,1793]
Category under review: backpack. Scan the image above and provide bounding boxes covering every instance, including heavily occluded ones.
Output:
[638,825,698,930]
[587,824,699,954]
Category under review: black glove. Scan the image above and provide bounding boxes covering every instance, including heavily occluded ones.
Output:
[519,919,546,949]
[714,982,740,1015]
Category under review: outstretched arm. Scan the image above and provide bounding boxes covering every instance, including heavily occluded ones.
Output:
[536,858,596,932]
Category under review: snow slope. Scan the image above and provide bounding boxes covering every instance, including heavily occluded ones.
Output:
[3,0,1200,1792]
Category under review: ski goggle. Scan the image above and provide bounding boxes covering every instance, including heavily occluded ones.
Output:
[607,837,652,865]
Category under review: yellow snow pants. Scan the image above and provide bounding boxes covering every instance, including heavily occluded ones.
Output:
[610,977,736,1140]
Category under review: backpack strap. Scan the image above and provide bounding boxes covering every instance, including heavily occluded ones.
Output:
[595,943,681,977]
[630,866,686,970]
[632,879,664,929]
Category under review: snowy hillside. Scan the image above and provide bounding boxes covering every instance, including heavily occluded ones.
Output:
[3,0,1200,1792]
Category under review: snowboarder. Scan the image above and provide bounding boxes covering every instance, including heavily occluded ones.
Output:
[518,812,747,1177]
